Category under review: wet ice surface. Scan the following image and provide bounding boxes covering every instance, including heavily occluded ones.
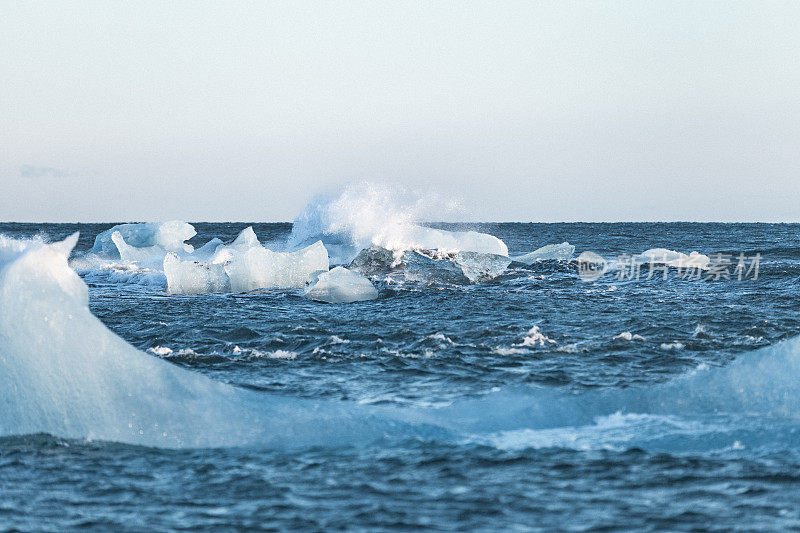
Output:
[3,222,800,530]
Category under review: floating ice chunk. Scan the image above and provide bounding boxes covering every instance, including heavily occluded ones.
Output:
[226,240,329,292]
[304,266,378,303]
[190,238,224,262]
[454,251,511,282]
[348,246,397,276]
[660,341,686,350]
[517,326,557,347]
[401,250,509,284]
[210,227,262,264]
[91,221,196,257]
[614,331,646,342]
[635,249,709,269]
[111,231,167,264]
[230,226,260,249]
[164,253,231,294]
[402,251,470,284]
[512,242,575,264]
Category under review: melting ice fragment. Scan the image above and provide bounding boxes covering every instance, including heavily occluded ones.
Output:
[111,231,167,264]
[634,248,710,269]
[454,251,512,283]
[226,240,329,292]
[91,221,196,257]
[164,253,231,294]
[304,266,379,303]
[512,242,575,264]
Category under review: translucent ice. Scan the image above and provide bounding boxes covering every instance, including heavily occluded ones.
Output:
[210,226,261,264]
[401,250,510,284]
[226,240,329,292]
[304,266,379,303]
[512,242,575,264]
[0,234,410,448]
[164,252,231,294]
[111,231,167,264]
[402,251,470,284]
[454,251,512,282]
[191,238,224,262]
[91,221,196,257]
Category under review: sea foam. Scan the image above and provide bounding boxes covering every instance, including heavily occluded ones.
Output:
[288,183,508,263]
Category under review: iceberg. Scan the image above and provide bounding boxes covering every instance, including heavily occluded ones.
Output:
[226,240,329,292]
[164,253,231,294]
[512,242,575,264]
[91,221,196,257]
[304,266,379,303]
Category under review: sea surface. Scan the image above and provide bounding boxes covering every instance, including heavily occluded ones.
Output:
[2,221,800,531]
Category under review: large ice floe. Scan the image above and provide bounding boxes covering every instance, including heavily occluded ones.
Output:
[225,239,329,292]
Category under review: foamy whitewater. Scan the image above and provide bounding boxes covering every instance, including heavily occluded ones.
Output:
[2,189,800,529]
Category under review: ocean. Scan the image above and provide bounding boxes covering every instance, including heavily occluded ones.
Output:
[1,220,800,531]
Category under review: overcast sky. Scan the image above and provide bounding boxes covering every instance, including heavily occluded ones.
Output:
[1,0,799,222]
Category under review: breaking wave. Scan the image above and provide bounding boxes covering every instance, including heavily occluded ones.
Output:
[288,182,508,263]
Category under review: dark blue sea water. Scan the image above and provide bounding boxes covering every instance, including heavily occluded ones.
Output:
[2,222,800,531]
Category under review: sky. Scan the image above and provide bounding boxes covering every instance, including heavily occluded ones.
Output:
[1,0,799,222]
